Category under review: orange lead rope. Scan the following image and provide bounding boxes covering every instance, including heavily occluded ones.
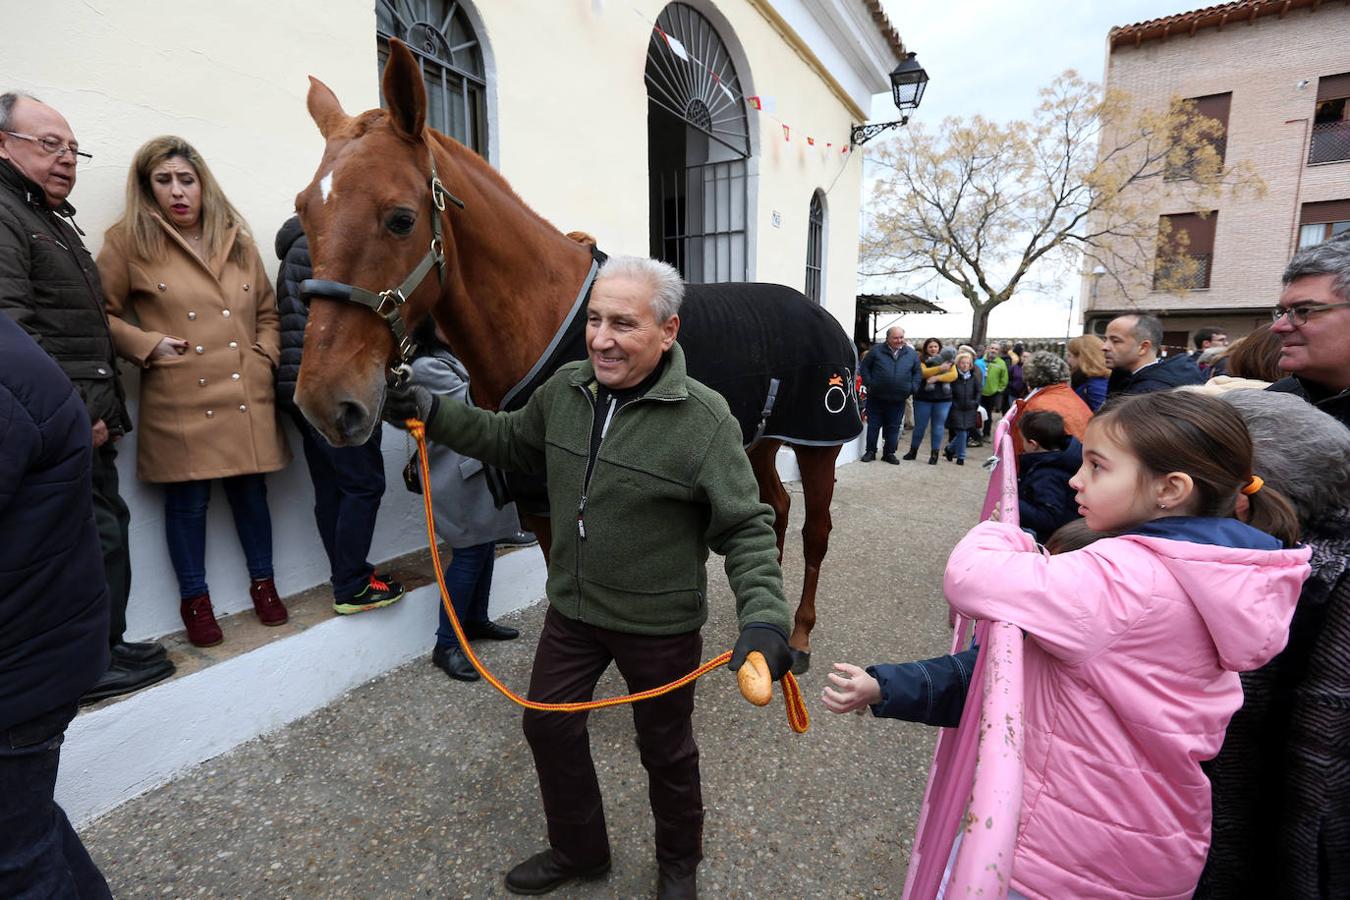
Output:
[407,420,809,733]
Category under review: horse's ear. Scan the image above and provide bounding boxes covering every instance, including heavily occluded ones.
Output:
[382,39,426,140]
[307,76,349,139]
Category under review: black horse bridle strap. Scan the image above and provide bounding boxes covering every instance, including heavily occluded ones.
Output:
[299,146,464,365]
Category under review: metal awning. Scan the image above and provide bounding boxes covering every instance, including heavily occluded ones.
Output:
[856,293,944,314]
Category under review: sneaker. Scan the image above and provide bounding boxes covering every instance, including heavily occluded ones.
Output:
[180,593,223,647]
[333,574,406,615]
[249,577,288,626]
[860,450,876,463]
[499,530,539,547]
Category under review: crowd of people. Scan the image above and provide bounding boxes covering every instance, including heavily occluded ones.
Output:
[3,83,1350,899]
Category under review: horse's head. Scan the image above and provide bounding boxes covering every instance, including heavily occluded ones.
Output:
[294,39,447,446]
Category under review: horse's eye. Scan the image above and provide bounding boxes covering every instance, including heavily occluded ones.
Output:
[386,210,416,235]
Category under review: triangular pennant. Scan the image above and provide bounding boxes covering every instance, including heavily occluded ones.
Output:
[782,124,791,142]
[664,30,689,61]
[807,136,815,146]
[747,96,763,110]
[717,80,735,102]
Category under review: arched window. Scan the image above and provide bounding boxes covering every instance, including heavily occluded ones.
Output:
[805,191,826,303]
[377,0,487,154]
[646,3,751,283]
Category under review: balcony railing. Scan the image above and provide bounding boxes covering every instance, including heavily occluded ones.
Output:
[1153,253,1213,290]
[1309,120,1350,165]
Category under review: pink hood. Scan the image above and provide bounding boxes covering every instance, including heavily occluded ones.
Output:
[944,521,1310,899]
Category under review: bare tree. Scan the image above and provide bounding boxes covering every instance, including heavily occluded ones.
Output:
[860,71,1259,346]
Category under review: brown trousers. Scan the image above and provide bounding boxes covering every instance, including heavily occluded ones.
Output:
[523,607,704,876]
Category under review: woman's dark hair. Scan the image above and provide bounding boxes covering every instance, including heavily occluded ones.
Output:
[1013,342,1026,354]
[1018,410,1070,451]
[922,337,942,356]
[1091,391,1300,546]
[1223,324,1284,382]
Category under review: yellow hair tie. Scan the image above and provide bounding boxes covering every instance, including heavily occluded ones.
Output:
[1241,475,1264,496]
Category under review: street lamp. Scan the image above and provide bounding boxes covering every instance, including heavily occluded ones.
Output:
[851,52,929,146]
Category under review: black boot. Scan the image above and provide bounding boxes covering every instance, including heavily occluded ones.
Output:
[944,445,955,462]
[901,447,918,461]
[928,451,939,465]
[505,850,611,895]
[432,645,480,682]
[81,658,176,705]
[860,450,876,463]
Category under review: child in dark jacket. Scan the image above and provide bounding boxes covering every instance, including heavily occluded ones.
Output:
[1016,410,1082,543]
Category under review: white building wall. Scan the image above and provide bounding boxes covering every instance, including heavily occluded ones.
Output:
[3,0,888,641]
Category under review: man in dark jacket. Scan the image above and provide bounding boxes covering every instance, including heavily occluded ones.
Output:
[858,325,920,463]
[0,91,170,700]
[1269,235,1350,428]
[1102,313,1204,395]
[273,216,405,613]
[0,313,113,898]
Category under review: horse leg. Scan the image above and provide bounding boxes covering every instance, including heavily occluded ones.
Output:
[746,439,789,561]
[785,443,841,675]
[520,512,552,566]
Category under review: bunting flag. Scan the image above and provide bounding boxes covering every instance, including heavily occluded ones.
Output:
[658,26,689,61]
[629,8,861,160]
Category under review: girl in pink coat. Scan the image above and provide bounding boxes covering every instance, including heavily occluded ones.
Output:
[941,391,1311,898]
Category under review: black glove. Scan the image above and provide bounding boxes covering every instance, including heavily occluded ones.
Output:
[730,623,793,681]
[381,382,438,428]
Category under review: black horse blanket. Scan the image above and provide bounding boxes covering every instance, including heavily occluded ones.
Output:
[492,277,862,514]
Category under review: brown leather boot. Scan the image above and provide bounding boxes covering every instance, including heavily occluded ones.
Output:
[180,593,223,647]
[249,577,288,626]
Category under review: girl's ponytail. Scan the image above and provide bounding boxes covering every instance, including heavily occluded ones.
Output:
[1243,484,1300,548]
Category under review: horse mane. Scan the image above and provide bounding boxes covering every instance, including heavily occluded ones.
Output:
[426,129,578,250]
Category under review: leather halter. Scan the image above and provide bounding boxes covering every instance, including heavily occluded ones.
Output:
[299,148,464,372]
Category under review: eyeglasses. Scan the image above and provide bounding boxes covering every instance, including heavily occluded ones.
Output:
[1270,301,1350,327]
[1,131,92,161]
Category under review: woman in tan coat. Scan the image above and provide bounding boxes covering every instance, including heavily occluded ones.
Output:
[98,136,291,647]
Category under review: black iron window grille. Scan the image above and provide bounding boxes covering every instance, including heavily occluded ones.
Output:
[377,0,487,154]
[805,192,824,302]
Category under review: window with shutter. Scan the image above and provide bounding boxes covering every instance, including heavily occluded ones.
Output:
[1154,212,1217,290]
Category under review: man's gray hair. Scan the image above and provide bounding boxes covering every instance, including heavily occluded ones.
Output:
[1121,313,1164,351]
[1282,234,1350,302]
[0,92,38,132]
[1222,389,1350,525]
[1023,350,1071,388]
[596,255,685,322]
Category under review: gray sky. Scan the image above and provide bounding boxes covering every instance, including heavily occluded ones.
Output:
[860,0,1192,340]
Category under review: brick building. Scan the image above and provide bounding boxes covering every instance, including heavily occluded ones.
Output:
[1081,0,1350,353]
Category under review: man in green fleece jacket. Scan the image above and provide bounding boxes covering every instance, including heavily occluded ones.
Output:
[385,255,793,899]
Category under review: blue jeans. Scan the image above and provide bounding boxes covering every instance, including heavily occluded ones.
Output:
[910,400,952,453]
[945,428,969,460]
[436,541,497,651]
[864,396,905,455]
[0,703,112,899]
[293,414,385,599]
[164,475,274,599]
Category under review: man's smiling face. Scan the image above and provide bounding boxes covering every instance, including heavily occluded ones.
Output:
[586,274,679,389]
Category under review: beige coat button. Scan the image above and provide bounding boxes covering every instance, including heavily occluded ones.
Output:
[205,410,214,418]
[228,341,238,349]
[195,345,204,354]
[187,311,197,320]
[231,372,240,380]
[238,404,247,412]
[157,283,166,291]
[198,378,207,386]
[243,283,251,292]
[222,309,231,318]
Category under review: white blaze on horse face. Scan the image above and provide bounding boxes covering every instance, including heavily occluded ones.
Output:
[319,171,334,204]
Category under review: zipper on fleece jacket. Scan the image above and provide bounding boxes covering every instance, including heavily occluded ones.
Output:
[570,380,681,621]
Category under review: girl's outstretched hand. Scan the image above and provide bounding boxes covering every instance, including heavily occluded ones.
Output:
[821,662,881,715]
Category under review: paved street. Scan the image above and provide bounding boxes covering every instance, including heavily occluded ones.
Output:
[80,442,993,899]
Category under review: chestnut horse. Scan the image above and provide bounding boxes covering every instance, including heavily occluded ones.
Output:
[294,41,859,673]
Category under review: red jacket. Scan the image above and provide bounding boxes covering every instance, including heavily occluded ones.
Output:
[1012,382,1093,460]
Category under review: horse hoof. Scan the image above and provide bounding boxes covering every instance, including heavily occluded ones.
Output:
[790,650,811,675]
